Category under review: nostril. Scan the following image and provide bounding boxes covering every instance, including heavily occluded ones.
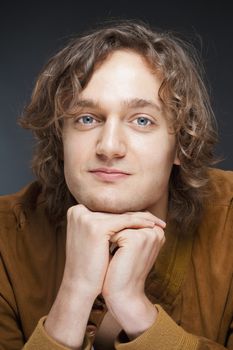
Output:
[96,139,126,159]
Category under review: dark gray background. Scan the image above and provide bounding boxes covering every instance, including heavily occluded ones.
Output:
[1,1,232,195]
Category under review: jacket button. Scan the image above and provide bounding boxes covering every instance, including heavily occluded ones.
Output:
[86,324,97,337]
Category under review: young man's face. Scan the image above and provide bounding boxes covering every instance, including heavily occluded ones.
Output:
[62,50,179,220]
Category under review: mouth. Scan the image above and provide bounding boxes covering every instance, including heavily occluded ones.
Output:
[89,168,131,182]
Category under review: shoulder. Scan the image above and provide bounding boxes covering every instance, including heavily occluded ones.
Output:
[0,181,58,274]
[0,181,43,213]
[207,167,233,205]
[0,181,45,236]
[0,181,44,213]
[198,168,233,251]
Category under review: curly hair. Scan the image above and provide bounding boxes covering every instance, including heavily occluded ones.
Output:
[19,19,218,231]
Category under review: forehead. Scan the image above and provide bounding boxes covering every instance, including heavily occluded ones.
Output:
[79,49,162,108]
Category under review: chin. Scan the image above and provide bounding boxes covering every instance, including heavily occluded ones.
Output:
[85,201,128,214]
[88,204,126,214]
[78,196,140,214]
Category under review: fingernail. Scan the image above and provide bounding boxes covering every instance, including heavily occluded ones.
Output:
[158,219,166,228]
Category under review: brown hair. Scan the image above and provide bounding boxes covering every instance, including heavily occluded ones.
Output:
[19,19,218,230]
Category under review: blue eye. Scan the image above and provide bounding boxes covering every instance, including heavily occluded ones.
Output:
[79,115,95,124]
[134,116,152,126]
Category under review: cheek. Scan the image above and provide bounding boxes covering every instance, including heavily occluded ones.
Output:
[63,137,84,165]
[139,136,177,171]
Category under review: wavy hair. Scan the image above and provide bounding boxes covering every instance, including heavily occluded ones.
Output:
[19,20,218,230]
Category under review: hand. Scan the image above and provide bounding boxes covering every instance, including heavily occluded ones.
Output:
[63,205,163,299]
[102,223,165,339]
[45,206,160,349]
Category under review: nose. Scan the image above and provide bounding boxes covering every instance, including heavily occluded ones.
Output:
[96,119,126,160]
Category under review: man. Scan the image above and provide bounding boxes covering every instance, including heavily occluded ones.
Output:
[0,20,232,350]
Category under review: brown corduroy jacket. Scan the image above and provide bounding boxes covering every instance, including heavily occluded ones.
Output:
[0,168,233,350]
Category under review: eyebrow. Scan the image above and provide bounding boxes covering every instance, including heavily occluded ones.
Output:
[75,98,161,112]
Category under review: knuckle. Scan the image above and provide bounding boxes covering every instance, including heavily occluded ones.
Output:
[67,205,92,230]
[67,204,87,215]
[154,226,165,241]
[66,206,73,219]
[67,205,77,220]
[76,204,87,213]
[67,204,86,218]
[79,213,91,226]
[147,229,157,241]
[135,229,148,244]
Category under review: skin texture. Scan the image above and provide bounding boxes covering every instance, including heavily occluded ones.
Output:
[45,50,180,349]
[62,49,180,221]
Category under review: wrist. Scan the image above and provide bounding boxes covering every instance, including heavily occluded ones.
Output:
[106,294,158,340]
[62,275,98,303]
[44,278,95,349]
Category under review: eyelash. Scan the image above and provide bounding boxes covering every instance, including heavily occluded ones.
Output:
[132,116,153,126]
[74,114,155,128]
[75,115,98,125]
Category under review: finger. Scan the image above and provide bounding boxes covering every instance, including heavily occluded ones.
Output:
[105,213,157,238]
[123,211,166,228]
[67,205,165,238]
[109,226,165,246]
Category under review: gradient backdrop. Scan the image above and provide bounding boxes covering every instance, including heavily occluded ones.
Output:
[1,1,232,195]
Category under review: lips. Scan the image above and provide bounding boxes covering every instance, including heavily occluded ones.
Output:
[90,168,130,174]
[89,168,130,181]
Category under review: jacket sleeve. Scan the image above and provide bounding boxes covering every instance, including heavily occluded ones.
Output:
[114,305,232,350]
[0,252,24,350]
[0,253,92,350]
[23,317,92,350]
